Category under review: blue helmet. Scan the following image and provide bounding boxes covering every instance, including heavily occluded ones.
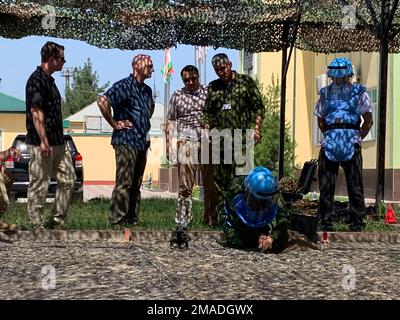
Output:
[244,166,276,200]
[327,57,353,78]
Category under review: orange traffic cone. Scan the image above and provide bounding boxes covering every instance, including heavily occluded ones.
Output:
[384,204,397,224]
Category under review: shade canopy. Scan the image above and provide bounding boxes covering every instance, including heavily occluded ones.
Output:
[1,0,399,203]
[1,0,399,53]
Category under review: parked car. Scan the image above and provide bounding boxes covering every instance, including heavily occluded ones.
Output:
[4,134,84,201]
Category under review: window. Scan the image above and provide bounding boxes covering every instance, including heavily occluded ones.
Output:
[364,87,377,141]
[312,101,322,145]
[85,116,113,133]
[243,51,253,76]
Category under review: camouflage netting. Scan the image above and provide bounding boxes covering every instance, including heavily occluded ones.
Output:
[0,0,400,53]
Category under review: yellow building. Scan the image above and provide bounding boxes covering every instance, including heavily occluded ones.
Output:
[239,51,399,201]
[0,92,26,150]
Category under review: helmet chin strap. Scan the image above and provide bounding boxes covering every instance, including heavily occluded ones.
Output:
[330,79,351,92]
[331,82,346,89]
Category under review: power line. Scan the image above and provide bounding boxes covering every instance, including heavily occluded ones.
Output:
[61,68,74,91]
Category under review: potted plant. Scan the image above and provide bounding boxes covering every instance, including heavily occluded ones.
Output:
[159,156,172,192]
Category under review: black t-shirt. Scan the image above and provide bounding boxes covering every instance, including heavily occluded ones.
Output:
[25,66,64,146]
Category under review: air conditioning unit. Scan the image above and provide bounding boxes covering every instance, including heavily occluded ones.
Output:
[352,65,358,83]
[315,74,328,95]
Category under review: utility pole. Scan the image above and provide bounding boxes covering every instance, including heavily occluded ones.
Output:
[203,52,207,84]
[61,68,74,91]
[152,78,159,103]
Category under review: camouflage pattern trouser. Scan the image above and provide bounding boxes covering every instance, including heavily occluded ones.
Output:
[212,141,254,225]
[202,143,218,226]
[214,163,236,225]
[175,195,193,226]
[110,145,147,225]
[214,164,253,225]
[27,144,76,228]
[0,171,13,217]
[223,223,263,249]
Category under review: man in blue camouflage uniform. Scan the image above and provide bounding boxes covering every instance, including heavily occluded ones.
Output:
[314,57,373,232]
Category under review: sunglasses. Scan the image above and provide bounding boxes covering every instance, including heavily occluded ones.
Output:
[55,56,66,63]
[183,76,198,83]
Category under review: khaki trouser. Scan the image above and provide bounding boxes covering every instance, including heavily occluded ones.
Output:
[177,139,198,198]
[176,139,217,225]
[0,171,13,216]
[27,144,76,228]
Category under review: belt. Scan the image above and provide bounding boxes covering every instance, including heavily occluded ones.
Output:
[324,123,360,131]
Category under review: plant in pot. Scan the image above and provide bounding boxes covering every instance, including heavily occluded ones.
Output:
[159,156,172,191]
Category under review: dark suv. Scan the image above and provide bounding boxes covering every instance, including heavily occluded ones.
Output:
[4,134,84,201]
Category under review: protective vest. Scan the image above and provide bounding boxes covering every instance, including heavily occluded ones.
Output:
[224,194,277,229]
[320,83,365,162]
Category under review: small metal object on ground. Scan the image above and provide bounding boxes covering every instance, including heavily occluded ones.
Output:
[170,225,190,249]
[322,231,329,244]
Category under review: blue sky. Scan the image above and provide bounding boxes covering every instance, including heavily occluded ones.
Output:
[0,36,238,105]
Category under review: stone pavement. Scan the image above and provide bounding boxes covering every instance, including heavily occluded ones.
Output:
[1,233,400,299]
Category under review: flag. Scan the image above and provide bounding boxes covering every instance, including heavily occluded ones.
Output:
[195,46,208,64]
[161,48,174,84]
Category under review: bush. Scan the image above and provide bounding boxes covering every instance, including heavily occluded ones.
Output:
[192,185,201,199]
[254,76,297,177]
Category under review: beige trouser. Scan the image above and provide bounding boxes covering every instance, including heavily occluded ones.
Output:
[0,171,13,217]
[27,144,76,228]
[176,139,217,225]
[177,139,199,198]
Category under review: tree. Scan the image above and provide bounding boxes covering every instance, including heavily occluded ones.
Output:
[62,58,109,118]
[254,76,297,177]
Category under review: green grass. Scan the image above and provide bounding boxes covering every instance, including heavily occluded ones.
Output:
[332,219,399,232]
[331,202,400,232]
[2,198,220,231]
[2,198,399,232]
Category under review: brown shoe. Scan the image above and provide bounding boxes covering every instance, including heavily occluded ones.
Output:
[7,224,17,232]
[0,221,9,230]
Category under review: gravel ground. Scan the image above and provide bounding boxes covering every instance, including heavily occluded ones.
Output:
[0,238,399,300]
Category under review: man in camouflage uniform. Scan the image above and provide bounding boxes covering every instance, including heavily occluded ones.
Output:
[224,167,319,253]
[203,53,264,224]
[223,166,290,252]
